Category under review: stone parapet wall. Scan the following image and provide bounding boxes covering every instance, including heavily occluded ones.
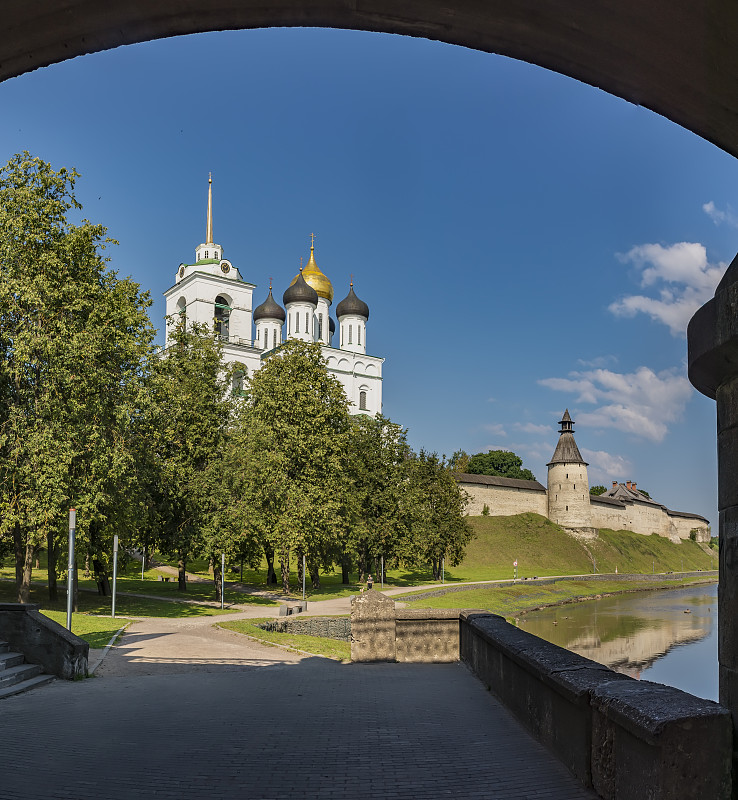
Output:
[395,609,461,663]
[259,616,350,641]
[460,611,731,799]
[350,591,465,663]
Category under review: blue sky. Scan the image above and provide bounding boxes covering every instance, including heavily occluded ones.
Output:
[1,27,736,525]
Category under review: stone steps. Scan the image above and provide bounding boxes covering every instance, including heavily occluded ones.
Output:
[0,640,54,700]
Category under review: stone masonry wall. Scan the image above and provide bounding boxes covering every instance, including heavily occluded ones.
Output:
[463,482,547,517]
[259,616,350,641]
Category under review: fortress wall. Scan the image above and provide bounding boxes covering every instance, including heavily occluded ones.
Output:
[462,483,547,517]
[591,499,709,542]
[669,514,711,542]
[590,503,631,531]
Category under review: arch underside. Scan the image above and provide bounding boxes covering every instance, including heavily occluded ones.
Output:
[4,1,738,158]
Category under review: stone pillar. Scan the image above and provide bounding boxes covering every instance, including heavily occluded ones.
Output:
[350,590,396,662]
[688,255,738,792]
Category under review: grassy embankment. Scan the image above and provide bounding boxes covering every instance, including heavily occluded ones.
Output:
[399,577,716,618]
[218,618,350,661]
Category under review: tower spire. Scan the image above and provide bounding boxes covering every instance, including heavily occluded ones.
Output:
[206,172,213,245]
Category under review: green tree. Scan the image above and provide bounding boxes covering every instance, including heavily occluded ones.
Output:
[589,485,607,496]
[145,320,232,591]
[449,449,470,473]
[239,339,351,593]
[0,153,156,603]
[467,450,536,481]
[343,414,411,583]
[400,450,474,580]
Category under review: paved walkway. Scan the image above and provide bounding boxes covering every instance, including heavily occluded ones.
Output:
[1,612,596,799]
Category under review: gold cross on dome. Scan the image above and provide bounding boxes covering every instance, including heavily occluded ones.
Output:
[310,232,315,248]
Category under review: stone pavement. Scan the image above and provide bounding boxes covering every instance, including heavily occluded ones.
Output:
[1,611,597,800]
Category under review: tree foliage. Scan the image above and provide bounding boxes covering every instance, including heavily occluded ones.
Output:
[0,153,155,602]
[466,450,536,481]
[589,485,607,496]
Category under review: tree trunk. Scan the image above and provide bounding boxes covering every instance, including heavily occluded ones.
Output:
[178,555,187,591]
[280,548,290,594]
[84,551,91,578]
[297,552,304,590]
[265,546,277,586]
[309,565,320,590]
[18,543,36,603]
[47,529,57,602]
[213,557,222,602]
[13,522,23,595]
[341,555,351,585]
[143,543,149,573]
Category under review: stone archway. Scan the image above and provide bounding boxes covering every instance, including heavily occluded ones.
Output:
[6,0,738,788]
[4,0,738,159]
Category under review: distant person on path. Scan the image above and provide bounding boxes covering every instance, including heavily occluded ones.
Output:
[367,575,373,590]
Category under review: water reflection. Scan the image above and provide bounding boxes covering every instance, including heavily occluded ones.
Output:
[517,583,718,700]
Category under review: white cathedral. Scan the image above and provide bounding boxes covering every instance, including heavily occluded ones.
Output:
[164,177,383,414]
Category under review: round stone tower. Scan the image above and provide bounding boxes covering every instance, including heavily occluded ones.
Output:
[547,410,592,529]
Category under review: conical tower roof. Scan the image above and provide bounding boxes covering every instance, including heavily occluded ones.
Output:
[547,409,588,465]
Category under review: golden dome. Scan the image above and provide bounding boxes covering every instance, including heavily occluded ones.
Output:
[290,245,334,303]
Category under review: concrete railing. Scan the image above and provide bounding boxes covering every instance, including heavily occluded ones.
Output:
[0,603,88,680]
[460,611,732,799]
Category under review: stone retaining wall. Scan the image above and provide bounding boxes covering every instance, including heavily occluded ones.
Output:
[0,603,88,680]
[460,611,731,799]
[259,616,350,641]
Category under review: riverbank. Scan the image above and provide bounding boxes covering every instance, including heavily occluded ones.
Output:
[399,574,718,619]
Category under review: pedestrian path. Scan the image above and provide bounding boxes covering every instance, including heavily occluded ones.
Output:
[1,612,596,799]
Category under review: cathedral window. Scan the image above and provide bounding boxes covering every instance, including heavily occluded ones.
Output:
[296,314,300,333]
[358,326,361,346]
[273,329,277,349]
[205,250,209,259]
[264,328,268,349]
[318,314,323,340]
[232,368,246,397]
[214,251,219,259]
[348,325,353,345]
[306,312,310,333]
[214,295,230,340]
[359,390,367,410]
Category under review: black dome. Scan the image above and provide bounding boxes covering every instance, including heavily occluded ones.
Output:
[329,317,336,334]
[253,288,286,322]
[283,271,318,306]
[336,284,369,320]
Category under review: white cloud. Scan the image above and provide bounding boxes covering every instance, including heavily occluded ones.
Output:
[609,242,726,336]
[482,423,507,437]
[576,355,618,369]
[703,201,738,228]
[581,448,631,483]
[514,422,550,435]
[539,366,692,442]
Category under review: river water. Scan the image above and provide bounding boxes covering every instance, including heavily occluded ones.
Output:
[517,582,718,701]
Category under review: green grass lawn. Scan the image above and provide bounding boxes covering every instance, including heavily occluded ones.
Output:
[218,617,350,661]
[399,576,717,618]
[1,514,718,606]
[0,580,238,618]
[39,610,129,649]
